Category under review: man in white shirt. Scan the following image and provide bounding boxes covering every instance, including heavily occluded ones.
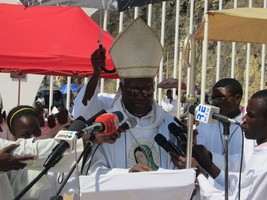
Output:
[197,78,254,172]
[161,89,178,117]
[194,89,267,200]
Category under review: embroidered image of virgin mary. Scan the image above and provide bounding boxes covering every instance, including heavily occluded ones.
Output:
[134,145,159,170]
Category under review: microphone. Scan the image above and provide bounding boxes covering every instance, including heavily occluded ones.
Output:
[75,115,87,123]
[52,120,88,154]
[93,112,121,134]
[168,122,187,143]
[84,109,107,125]
[154,133,184,156]
[118,117,137,132]
[44,120,88,168]
[44,112,123,169]
[44,134,74,169]
[173,116,187,131]
[69,119,87,131]
[70,114,134,139]
[189,104,241,125]
[78,109,124,126]
[75,112,124,138]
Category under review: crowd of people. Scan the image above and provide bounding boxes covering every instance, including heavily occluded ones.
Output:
[1,16,266,200]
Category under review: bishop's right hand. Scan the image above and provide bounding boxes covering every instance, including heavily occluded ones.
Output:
[91,47,106,76]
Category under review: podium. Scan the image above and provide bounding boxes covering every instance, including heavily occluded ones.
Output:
[79,169,195,200]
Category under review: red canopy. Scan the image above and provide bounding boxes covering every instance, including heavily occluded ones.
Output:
[0,3,118,78]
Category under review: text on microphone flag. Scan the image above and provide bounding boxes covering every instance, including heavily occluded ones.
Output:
[195,104,220,124]
[196,105,210,123]
[54,130,78,152]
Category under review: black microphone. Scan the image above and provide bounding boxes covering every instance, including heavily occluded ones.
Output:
[69,119,87,132]
[75,115,86,123]
[84,109,107,125]
[43,140,70,169]
[168,139,185,156]
[154,133,183,156]
[168,122,187,143]
[174,116,187,131]
[44,122,86,169]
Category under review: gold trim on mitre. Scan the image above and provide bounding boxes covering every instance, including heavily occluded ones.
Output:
[109,17,163,79]
[117,66,159,78]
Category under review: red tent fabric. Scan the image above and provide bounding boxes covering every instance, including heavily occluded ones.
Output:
[0,3,118,78]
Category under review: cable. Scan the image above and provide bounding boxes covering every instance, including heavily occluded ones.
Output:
[85,144,100,175]
[238,127,244,200]
[50,137,94,199]
[73,137,80,200]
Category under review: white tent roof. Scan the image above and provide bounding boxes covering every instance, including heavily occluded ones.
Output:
[194,8,267,44]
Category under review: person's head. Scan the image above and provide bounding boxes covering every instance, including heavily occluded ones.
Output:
[7,105,41,139]
[57,108,69,125]
[209,78,243,117]
[35,98,45,111]
[166,89,173,99]
[242,90,267,145]
[47,114,56,129]
[54,90,63,101]
[180,94,186,103]
[120,78,154,117]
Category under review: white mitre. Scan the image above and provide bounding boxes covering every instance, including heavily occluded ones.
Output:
[109,17,164,78]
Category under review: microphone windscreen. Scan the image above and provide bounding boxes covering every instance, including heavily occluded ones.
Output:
[95,113,120,134]
[69,120,87,131]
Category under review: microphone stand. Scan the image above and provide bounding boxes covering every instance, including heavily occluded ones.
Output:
[221,121,230,200]
[13,167,50,200]
[50,141,94,200]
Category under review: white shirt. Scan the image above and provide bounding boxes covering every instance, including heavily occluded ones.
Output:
[197,114,255,172]
[161,98,178,117]
[198,143,267,200]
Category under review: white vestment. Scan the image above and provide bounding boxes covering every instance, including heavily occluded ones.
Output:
[198,143,267,200]
[73,82,180,176]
